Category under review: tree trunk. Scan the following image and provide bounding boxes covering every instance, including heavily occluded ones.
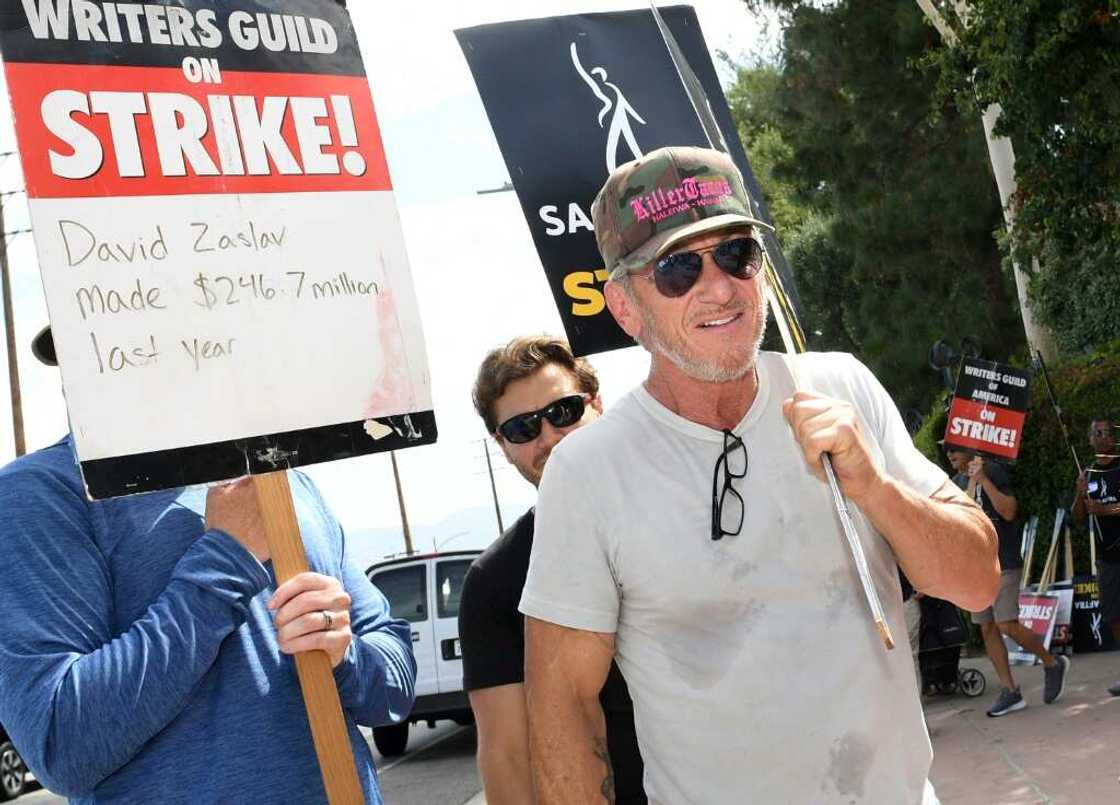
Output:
[979,104,1060,362]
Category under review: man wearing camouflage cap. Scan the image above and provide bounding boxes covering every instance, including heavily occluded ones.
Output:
[519,146,998,804]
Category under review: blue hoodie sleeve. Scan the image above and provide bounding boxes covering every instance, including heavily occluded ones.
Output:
[0,465,271,796]
[331,528,417,727]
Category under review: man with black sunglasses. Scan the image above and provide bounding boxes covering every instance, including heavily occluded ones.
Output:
[519,146,998,804]
[459,336,645,804]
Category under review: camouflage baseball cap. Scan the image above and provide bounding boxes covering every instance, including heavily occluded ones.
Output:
[591,146,773,278]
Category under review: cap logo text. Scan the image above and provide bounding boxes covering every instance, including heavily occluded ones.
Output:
[628,176,732,222]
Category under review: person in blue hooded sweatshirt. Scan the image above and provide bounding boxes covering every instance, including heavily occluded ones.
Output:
[0,326,415,804]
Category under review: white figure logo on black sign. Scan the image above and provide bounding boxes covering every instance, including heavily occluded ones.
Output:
[570,42,646,173]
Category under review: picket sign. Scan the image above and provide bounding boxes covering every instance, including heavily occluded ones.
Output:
[0,3,437,801]
[1019,515,1039,590]
[455,6,802,358]
[1090,514,1099,576]
[1041,515,1075,654]
[1009,510,1074,663]
[256,473,364,804]
[1036,509,1075,594]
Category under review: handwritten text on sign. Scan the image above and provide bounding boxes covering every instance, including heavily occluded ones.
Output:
[4,0,432,470]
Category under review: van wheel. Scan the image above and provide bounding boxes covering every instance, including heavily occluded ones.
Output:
[373,723,409,757]
[0,741,26,801]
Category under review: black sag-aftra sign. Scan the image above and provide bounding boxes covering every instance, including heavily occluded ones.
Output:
[456,6,802,357]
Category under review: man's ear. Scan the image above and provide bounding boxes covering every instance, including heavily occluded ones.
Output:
[604,280,642,341]
[589,394,604,415]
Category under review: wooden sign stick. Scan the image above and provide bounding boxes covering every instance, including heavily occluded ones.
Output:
[254,471,365,805]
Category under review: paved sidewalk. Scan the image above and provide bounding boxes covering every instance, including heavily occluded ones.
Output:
[926,649,1120,803]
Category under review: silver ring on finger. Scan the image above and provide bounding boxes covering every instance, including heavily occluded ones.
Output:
[321,610,334,630]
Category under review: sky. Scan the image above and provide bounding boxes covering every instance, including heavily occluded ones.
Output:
[0,1,777,570]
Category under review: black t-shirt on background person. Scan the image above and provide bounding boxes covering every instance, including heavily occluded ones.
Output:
[953,460,1023,571]
[1086,459,1120,563]
[459,509,646,802]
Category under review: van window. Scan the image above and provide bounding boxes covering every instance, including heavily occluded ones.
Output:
[372,565,428,623]
[436,559,472,619]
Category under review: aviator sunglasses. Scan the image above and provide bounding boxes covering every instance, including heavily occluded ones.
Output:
[497,394,590,444]
[638,236,764,298]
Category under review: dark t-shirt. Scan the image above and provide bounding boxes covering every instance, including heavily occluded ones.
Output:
[459,509,646,802]
[1086,459,1120,563]
[953,461,1023,571]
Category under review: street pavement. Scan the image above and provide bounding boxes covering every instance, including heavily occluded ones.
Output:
[19,652,1120,803]
[374,723,481,805]
[18,721,484,805]
[927,648,1120,803]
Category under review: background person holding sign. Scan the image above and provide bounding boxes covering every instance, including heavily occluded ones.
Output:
[943,446,1069,717]
[1072,417,1120,695]
[0,353,416,803]
[520,146,998,804]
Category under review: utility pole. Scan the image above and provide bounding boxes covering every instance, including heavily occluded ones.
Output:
[389,451,413,554]
[481,438,504,535]
[0,180,25,457]
[915,0,1059,362]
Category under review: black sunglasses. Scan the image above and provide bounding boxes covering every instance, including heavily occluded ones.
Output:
[497,394,589,444]
[711,429,748,540]
[640,236,764,298]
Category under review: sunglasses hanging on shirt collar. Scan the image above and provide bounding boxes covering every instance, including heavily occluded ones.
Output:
[711,429,748,540]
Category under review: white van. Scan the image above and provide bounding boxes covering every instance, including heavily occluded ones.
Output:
[365,550,480,756]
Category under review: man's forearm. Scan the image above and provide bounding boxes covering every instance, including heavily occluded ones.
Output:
[978,476,1018,522]
[856,478,999,611]
[1072,491,1087,524]
[527,690,614,804]
[1088,502,1120,518]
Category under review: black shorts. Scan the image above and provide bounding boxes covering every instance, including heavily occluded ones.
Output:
[1098,560,1120,625]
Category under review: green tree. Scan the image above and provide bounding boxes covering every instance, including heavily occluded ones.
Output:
[731,1,1027,411]
[726,66,806,236]
[927,1,1120,354]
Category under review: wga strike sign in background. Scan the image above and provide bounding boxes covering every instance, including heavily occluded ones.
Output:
[943,357,1031,461]
[1,0,434,497]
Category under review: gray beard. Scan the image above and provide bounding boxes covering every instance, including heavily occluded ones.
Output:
[638,298,769,383]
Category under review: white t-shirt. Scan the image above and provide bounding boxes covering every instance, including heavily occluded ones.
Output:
[520,351,948,805]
